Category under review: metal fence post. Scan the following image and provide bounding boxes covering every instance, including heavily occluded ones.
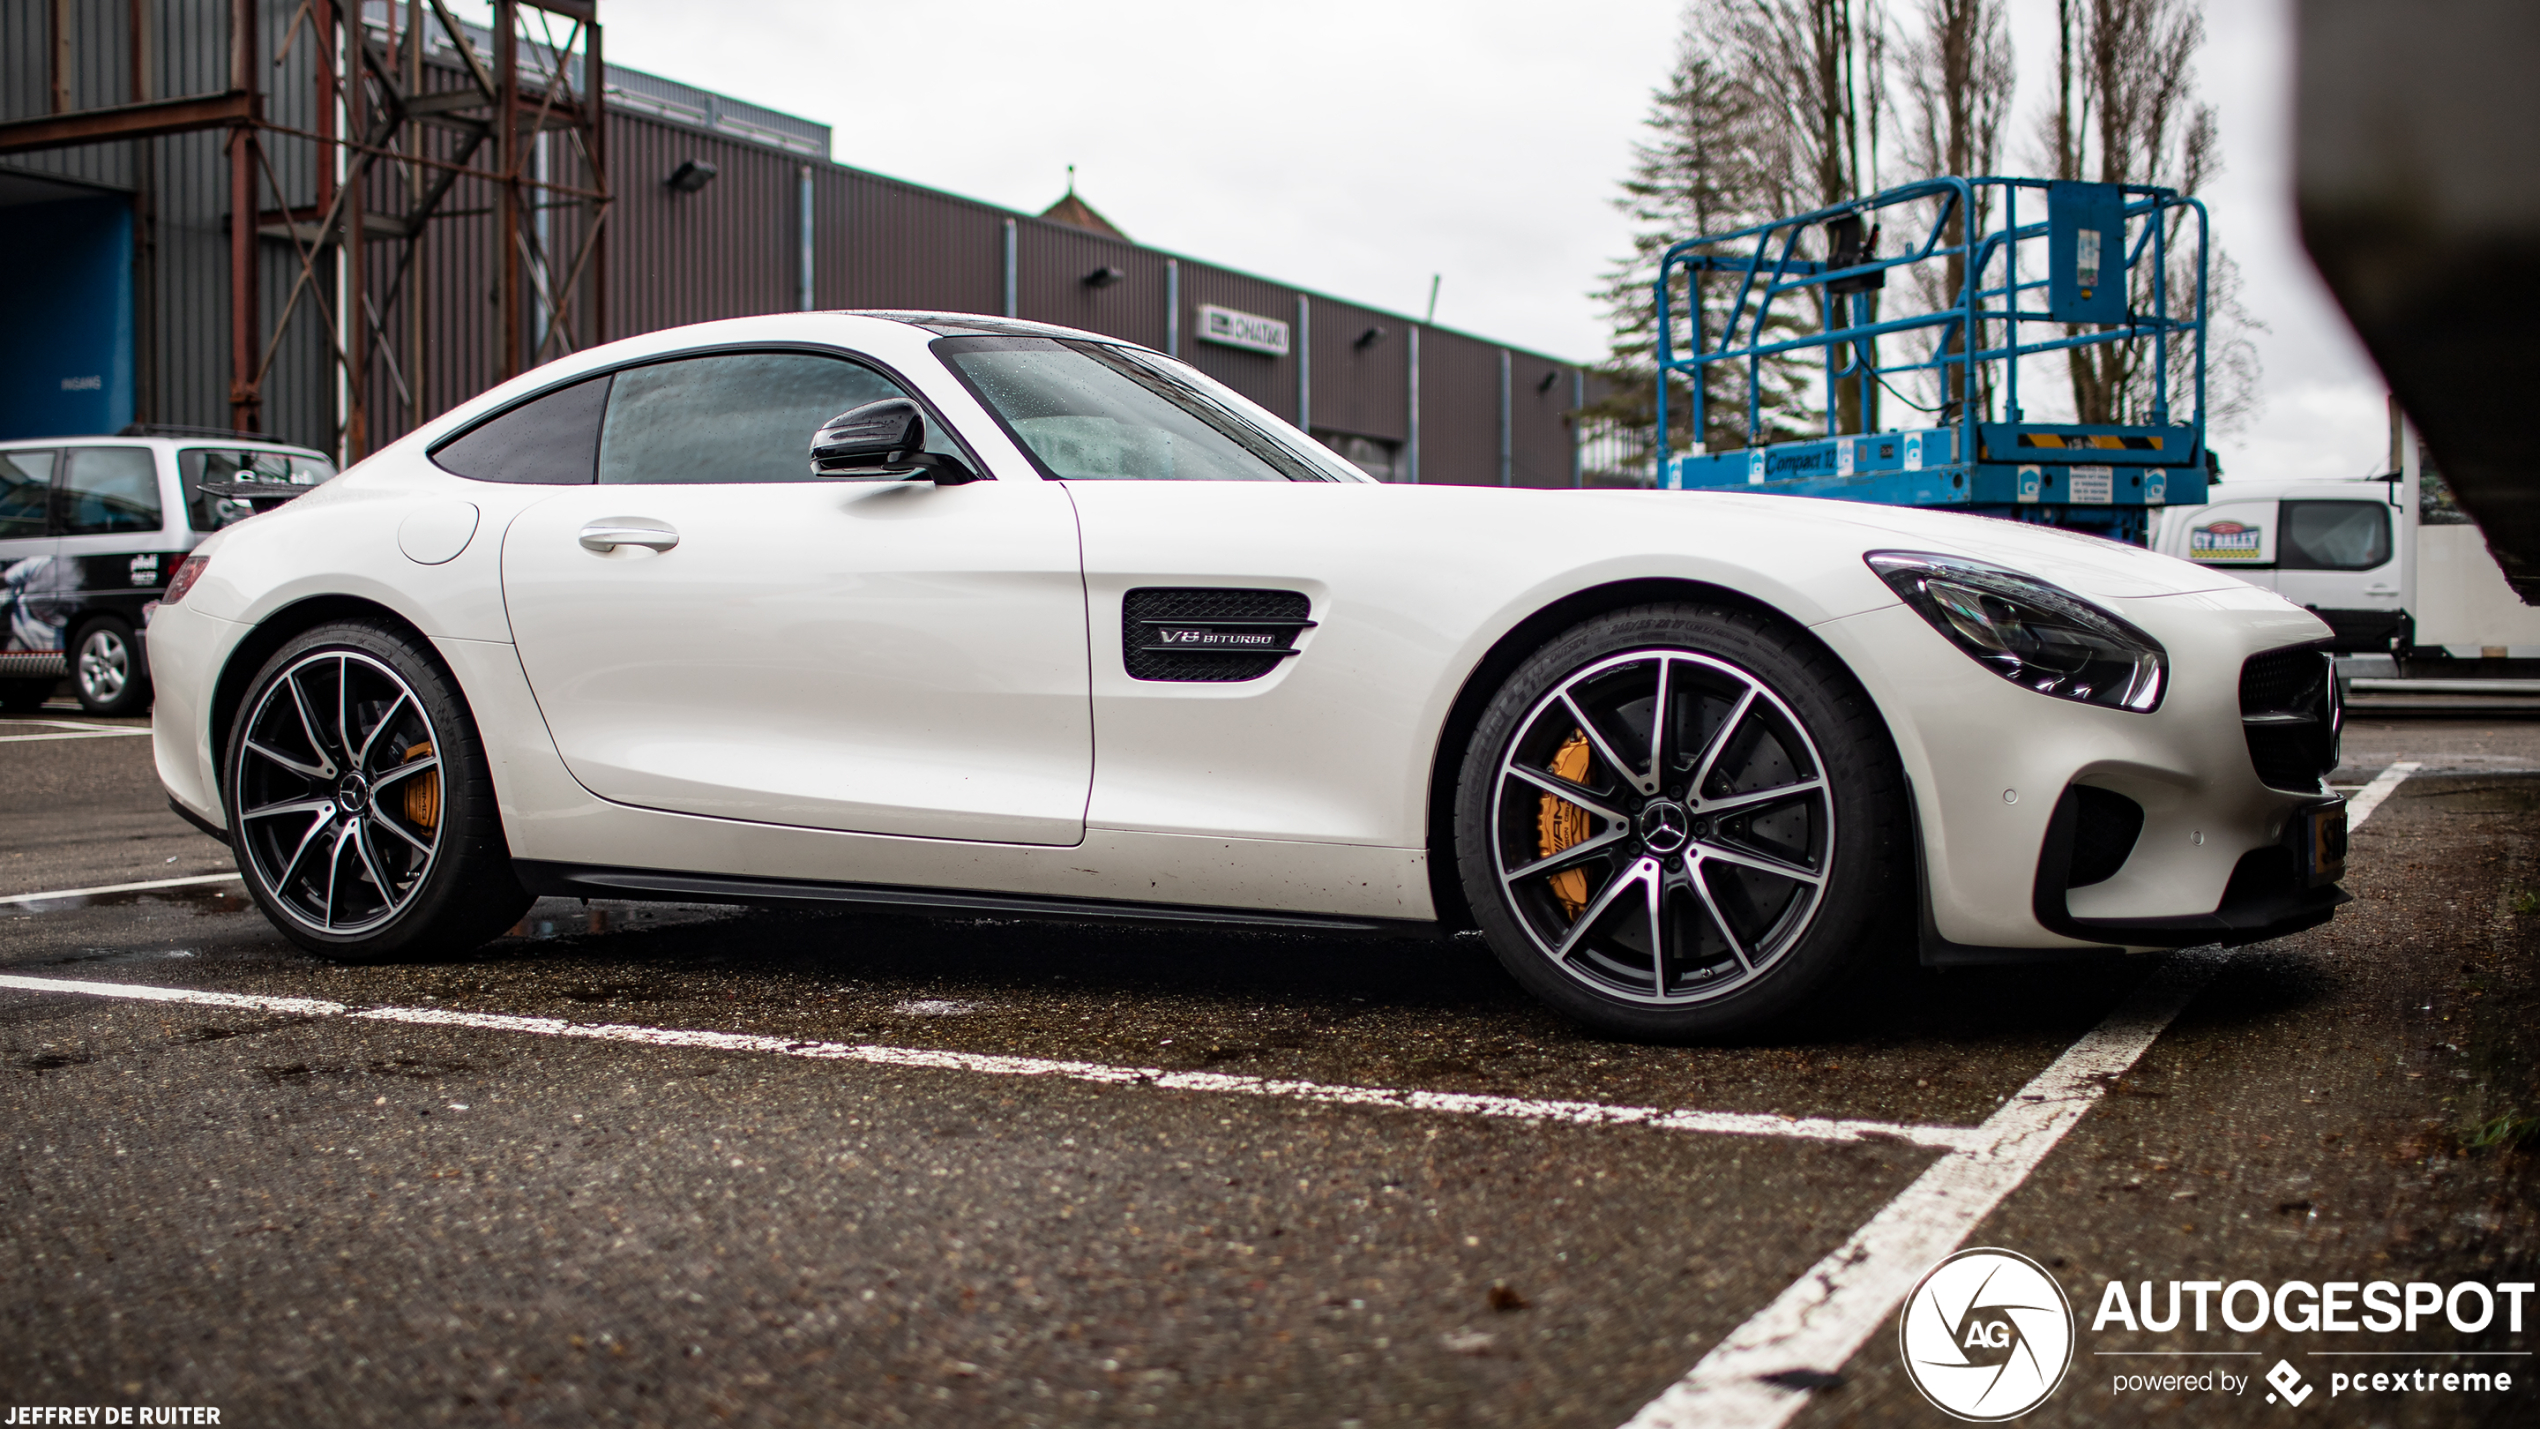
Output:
[798,166,814,311]
[1296,294,1311,432]
[1407,327,1421,485]
[1498,348,1512,486]
[1002,217,1017,318]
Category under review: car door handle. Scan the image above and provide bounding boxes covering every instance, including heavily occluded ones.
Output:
[578,518,679,554]
[2364,583,2399,595]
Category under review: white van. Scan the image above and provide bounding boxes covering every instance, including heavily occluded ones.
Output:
[2151,470,2540,667]
[2149,478,2411,651]
[0,429,334,715]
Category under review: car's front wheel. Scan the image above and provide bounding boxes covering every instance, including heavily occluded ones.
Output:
[225,620,530,960]
[1453,602,1907,1040]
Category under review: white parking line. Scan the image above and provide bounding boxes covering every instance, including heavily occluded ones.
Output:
[0,872,243,906]
[0,727,151,744]
[1624,760,2420,1429]
[2343,759,2421,828]
[0,971,1975,1149]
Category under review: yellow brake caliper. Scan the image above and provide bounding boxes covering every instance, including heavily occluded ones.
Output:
[1535,729,1594,918]
[403,742,440,829]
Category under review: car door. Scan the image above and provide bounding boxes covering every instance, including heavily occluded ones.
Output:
[0,448,62,672]
[54,444,170,620]
[495,346,1093,846]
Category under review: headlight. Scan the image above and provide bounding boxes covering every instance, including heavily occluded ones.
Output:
[1866,551,2166,711]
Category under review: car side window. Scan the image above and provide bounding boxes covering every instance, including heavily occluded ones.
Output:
[431,374,613,484]
[58,447,162,536]
[0,451,54,539]
[598,351,948,484]
[2279,500,2392,571]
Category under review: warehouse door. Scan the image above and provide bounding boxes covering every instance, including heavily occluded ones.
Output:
[0,192,134,442]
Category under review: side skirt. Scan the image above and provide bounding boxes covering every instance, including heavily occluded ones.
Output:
[511,861,1444,940]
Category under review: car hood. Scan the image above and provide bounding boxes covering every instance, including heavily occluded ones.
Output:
[1584,490,2248,601]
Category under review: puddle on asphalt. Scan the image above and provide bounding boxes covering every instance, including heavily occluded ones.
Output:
[7,881,252,915]
[498,897,740,941]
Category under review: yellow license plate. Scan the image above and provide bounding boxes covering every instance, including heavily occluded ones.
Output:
[2304,803,2348,887]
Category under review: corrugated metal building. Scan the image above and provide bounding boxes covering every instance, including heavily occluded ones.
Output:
[1,1,1605,487]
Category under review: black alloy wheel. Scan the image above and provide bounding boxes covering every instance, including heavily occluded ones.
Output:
[72,617,150,716]
[1454,603,1907,1040]
[225,621,530,960]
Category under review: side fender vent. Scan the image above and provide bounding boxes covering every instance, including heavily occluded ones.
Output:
[1122,587,1314,683]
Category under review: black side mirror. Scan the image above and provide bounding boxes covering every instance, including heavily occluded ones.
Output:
[809,398,978,484]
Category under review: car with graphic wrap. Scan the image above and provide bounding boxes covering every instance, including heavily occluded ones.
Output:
[0,431,333,715]
[146,313,2350,1040]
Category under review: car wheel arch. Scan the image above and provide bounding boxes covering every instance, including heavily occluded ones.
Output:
[207,595,446,805]
[1420,576,1898,932]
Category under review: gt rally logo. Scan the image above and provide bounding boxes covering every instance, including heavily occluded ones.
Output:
[1899,1248,2075,1421]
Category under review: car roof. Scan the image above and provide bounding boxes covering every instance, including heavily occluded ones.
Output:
[845,310,1132,345]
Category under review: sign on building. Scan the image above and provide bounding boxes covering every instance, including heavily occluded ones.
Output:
[1196,304,1291,356]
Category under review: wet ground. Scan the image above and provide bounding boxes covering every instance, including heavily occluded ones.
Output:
[1,709,2532,1427]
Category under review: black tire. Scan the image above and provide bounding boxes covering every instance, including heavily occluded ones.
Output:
[223,620,531,961]
[71,616,151,716]
[0,679,52,713]
[1453,602,1907,1041]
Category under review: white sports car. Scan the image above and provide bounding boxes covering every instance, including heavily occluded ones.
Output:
[146,313,2348,1039]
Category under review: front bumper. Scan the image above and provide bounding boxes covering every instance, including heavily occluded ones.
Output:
[2036,788,2349,950]
[1818,582,2347,956]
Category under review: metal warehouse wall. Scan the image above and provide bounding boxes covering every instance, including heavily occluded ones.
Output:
[1,0,339,440]
[4,1,1596,489]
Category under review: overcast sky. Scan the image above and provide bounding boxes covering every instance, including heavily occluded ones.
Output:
[512,0,2389,482]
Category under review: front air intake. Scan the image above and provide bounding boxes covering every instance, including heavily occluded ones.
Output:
[2239,645,2340,791]
[2065,786,2145,888]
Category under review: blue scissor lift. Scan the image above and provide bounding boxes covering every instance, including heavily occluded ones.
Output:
[1654,176,2212,545]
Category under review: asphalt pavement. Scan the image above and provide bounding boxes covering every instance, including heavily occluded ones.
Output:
[1,707,2532,1428]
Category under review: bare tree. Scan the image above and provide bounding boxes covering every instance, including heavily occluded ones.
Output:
[2038,0,2260,429]
[1713,0,1893,432]
[1900,0,2013,417]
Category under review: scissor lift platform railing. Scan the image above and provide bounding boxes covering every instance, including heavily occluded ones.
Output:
[1654,176,2214,546]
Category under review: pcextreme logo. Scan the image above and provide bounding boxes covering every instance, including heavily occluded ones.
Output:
[1899,1248,2077,1421]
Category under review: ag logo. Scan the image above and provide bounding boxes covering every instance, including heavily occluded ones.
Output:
[1898,1247,2074,1421]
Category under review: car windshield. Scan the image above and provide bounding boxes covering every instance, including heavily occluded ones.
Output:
[933,335,1368,483]
[180,448,338,531]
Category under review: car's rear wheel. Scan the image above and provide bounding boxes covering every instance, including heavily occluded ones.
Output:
[72,617,150,716]
[1454,602,1906,1040]
[225,621,530,960]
